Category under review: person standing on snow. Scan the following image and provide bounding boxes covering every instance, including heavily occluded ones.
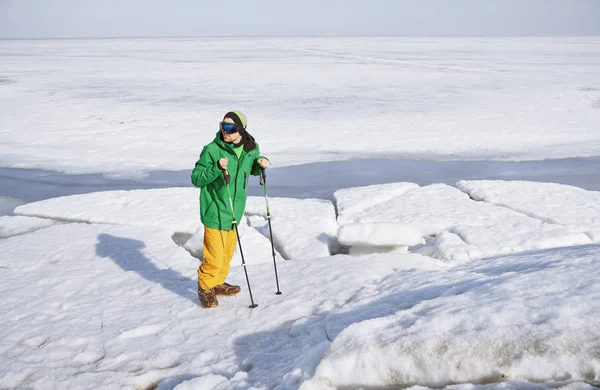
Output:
[191,111,270,308]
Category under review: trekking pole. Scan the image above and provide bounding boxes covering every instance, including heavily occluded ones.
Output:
[224,169,258,309]
[260,168,282,295]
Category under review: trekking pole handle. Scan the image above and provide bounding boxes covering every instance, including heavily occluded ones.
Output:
[259,167,266,186]
[224,169,231,184]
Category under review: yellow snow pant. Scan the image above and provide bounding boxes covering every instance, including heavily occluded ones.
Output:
[198,227,237,291]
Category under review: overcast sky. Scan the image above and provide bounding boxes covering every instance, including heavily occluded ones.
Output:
[1,0,599,39]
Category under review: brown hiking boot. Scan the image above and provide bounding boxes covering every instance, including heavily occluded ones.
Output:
[198,287,218,308]
[214,283,241,296]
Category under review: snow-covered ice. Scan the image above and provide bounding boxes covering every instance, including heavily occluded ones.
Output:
[11,190,334,266]
[333,183,592,262]
[14,188,201,233]
[1,223,202,389]
[2,182,600,389]
[0,215,56,239]
[0,217,402,389]
[2,37,600,177]
[337,222,424,247]
[334,182,419,226]
[2,36,600,390]
[245,197,338,259]
[305,244,600,389]
[181,224,284,266]
[458,180,600,242]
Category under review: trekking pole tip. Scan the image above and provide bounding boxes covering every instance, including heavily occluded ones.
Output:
[249,304,258,309]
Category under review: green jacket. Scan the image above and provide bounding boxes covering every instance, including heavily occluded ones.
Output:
[191,131,267,230]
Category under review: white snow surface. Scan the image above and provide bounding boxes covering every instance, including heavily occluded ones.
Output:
[14,188,201,233]
[305,244,600,389]
[2,36,600,390]
[2,183,600,389]
[337,222,424,247]
[245,197,338,259]
[334,183,593,262]
[457,180,600,242]
[2,37,600,177]
[11,190,330,264]
[0,215,57,239]
[334,182,420,226]
[181,225,284,266]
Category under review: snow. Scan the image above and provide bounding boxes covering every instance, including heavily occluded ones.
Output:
[0,219,401,389]
[305,245,600,389]
[0,223,194,389]
[14,188,201,233]
[181,224,284,266]
[169,375,231,390]
[334,182,420,226]
[457,180,600,242]
[2,36,600,390]
[245,197,338,259]
[421,231,483,264]
[337,222,424,247]
[334,183,592,262]
[11,190,331,265]
[0,215,56,238]
[3,183,600,389]
[2,37,600,178]
[13,190,337,261]
[14,190,337,262]
[336,183,519,236]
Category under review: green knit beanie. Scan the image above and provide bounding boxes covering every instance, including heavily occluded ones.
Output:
[223,111,247,131]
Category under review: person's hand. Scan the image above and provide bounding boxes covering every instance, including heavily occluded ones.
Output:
[257,158,270,169]
[218,158,228,170]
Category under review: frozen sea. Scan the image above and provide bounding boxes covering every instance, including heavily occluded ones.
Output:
[1,37,600,389]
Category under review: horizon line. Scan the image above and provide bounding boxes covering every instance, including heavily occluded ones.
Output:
[2,33,600,41]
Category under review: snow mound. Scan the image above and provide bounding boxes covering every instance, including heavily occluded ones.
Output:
[422,231,483,263]
[305,244,600,389]
[337,223,424,247]
[171,374,230,390]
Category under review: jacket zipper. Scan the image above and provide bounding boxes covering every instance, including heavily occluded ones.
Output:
[232,150,242,226]
[229,147,252,227]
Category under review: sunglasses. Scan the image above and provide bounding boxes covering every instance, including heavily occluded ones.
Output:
[220,122,238,134]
